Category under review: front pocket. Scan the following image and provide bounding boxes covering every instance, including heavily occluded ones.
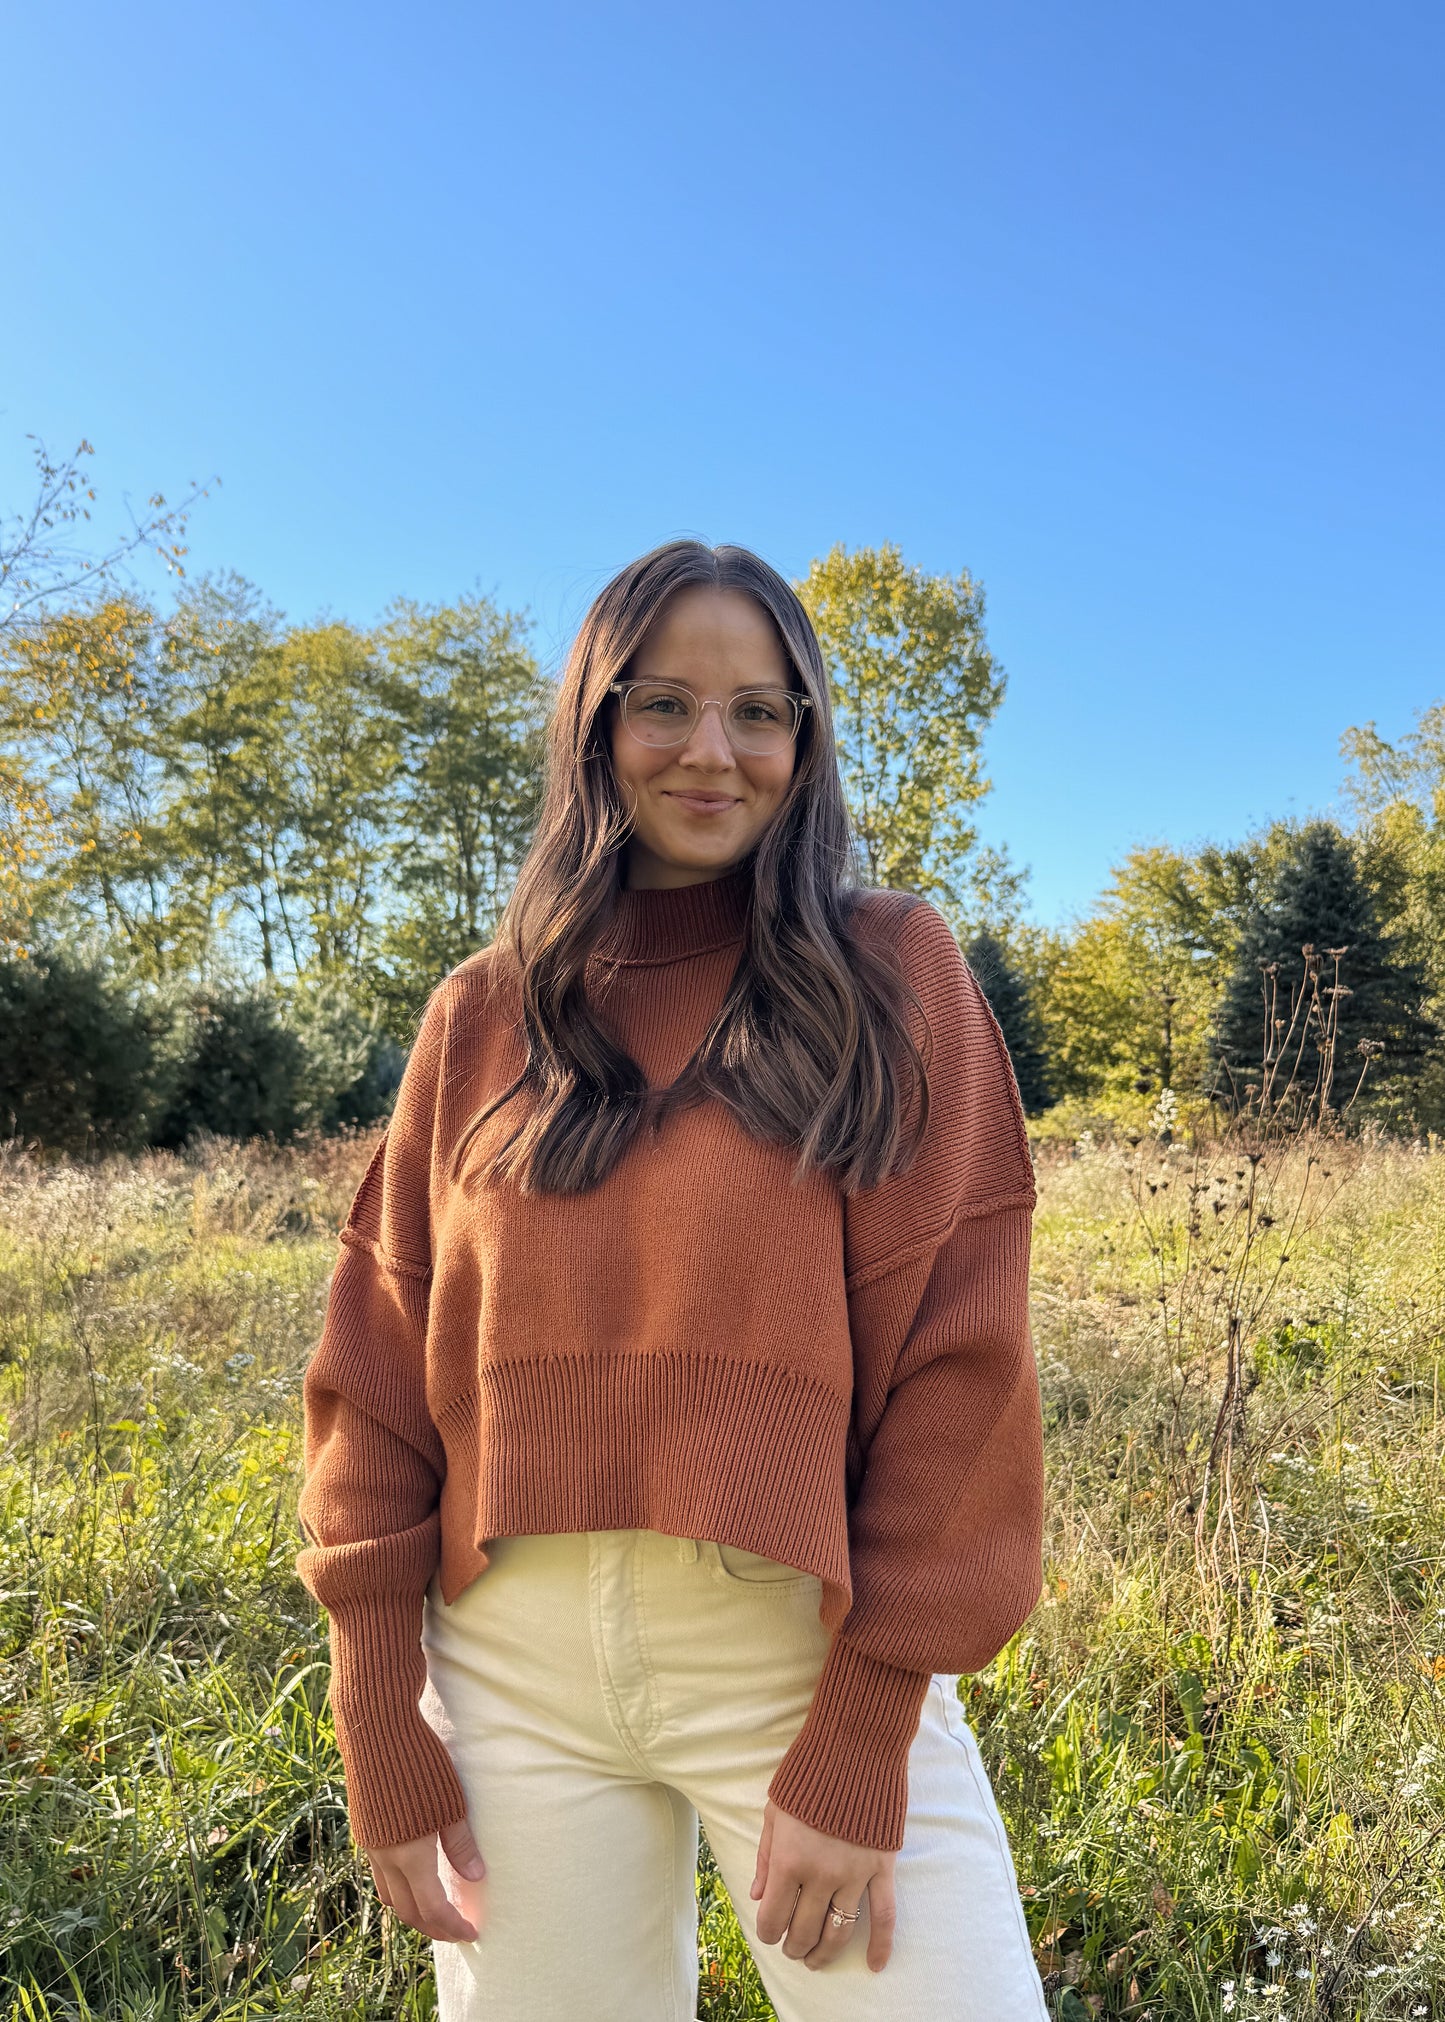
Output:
[711,1539,819,1591]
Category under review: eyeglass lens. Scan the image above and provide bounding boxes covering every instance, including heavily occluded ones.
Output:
[621,682,799,752]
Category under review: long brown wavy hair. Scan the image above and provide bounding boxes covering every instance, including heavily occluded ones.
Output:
[449,539,932,1197]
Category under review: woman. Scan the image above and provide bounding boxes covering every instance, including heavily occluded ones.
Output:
[296,539,1048,2020]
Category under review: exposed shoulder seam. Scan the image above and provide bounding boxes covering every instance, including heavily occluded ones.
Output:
[337,1224,433,1283]
[844,1190,1037,1293]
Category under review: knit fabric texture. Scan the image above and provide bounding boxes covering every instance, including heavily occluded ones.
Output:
[295,865,1044,1854]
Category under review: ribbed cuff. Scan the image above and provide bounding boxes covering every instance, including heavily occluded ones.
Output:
[324,1596,469,1852]
[766,1635,932,1851]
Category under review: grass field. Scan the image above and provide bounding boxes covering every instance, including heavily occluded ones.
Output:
[2,1124,1443,2019]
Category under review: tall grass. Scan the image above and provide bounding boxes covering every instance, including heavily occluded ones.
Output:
[2,1126,1443,2018]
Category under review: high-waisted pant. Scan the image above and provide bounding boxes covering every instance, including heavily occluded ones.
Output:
[417,1528,1048,2021]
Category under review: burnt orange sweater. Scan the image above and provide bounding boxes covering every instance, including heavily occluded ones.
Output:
[296,866,1044,1854]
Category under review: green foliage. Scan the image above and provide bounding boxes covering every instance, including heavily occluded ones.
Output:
[963,929,1052,1113]
[279,977,404,1132]
[1213,820,1435,1123]
[7,1133,1445,2014]
[0,945,164,1154]
[371,595,549,1030]
[795,542,1017,928]
[1026,842,1266,1111]
[0,578,548,1032]
[1342,706,1445,1131]
[0,951,403,1156]
[151,986,312,1148]
[154,573,290,979]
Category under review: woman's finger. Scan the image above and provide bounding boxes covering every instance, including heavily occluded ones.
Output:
[753,1872,802,1948]
[749,1805,775,1901]
[439,1816,488,1882]
[864,1872,897,1972]
[437,1822,489,1935]
[407,1865,481,1944]
[801,1884,868,1969]
[381,1867,425,1936]
[373,1848,480,1944]
[779,1879,835,1962]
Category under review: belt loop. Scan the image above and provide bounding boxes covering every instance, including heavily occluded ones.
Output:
[677,1536,699,1563]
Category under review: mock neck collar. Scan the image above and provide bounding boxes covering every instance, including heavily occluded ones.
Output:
[592,863,754,966]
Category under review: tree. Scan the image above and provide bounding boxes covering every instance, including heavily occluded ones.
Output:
[1027,842,1268,1108]
[1027,916,1136,1105]
[1340,709,1445,1128]
[374,595,548,1021]
[151,985,311,1148]
[795,542,1013,928]
[0,946,163,1153]
[0,754,62,959]
[963,930,1051,1113]
[274,623,405,980]
[0,597,181,973]
[154,573,289,981]
[1212,820,1434,1121]
[1341,706,1445,997]
[1100,844,1259,1095]
[1,434,214,644]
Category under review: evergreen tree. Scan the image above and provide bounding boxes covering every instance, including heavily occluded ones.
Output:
[151,985,310,1148]
[964,929,1052,1114]
[0,946,162,1154]
[1212,820,1433,1119]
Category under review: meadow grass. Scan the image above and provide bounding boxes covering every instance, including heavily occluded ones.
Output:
[2,1127,1443,2019]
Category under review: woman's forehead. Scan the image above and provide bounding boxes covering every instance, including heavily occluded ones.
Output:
[635,586,788,682]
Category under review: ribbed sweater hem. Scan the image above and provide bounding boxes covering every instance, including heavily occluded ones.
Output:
[432,1351,856,1607]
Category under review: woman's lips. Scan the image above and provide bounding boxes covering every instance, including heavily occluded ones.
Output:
[665,791,739,814]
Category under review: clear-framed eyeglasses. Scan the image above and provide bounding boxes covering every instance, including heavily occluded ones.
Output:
[607,679,813,756]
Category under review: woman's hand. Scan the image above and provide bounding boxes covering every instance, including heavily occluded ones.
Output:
[368,1817,489,1943]
[749,1797,896,1972]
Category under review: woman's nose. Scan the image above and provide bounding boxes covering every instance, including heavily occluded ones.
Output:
[678,704,736,765]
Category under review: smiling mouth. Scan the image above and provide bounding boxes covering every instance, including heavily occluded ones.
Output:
[665,791,738,806]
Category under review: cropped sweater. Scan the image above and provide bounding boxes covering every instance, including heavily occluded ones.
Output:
[295,864,1044,1855]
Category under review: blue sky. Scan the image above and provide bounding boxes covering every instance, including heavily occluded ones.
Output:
[3,1,1440,924]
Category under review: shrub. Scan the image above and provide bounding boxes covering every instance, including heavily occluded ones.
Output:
[150,985,311,1149]
[278,976,405,1132]
[0,948,162,1155]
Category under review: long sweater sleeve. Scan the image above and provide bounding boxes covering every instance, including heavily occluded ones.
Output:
[766,900,1044,1851]
[295,982,470,1853]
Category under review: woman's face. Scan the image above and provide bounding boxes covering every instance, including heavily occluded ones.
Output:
[608,585,798,890]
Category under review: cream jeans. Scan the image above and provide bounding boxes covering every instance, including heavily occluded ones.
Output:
[418,1528,1049,2021]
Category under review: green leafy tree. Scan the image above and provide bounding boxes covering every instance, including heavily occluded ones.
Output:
[1027,915,1137,1104]
[374,596,547,1025]
[795,542,1012,927]
[1341,708,1445,1126]
[1342,706,1445,993]
[1029,842,1267,1107]
[151,985,310,1148]
[273,623,404,980]
[0,597,183,975]
[153,573,288,980]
